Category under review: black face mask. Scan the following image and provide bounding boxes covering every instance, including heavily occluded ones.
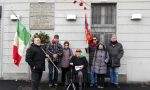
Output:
[110,41,118,45]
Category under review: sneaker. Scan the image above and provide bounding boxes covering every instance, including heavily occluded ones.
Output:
[110,83,115,87]
[114,84,120,88]
[94,83,98,87]
[97,85,101,88]
[90,84,94,87]
[79,86,82,90]
[97,86,104,89]
[100,86,104,89]
[54,83,58,86]
[49,84,53,87]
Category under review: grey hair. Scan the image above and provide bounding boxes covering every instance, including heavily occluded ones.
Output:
[111,34,117,38]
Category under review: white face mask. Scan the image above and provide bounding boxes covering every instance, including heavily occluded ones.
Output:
[36,43,41,46]
[98,45,103,49]
[34,38,41,46]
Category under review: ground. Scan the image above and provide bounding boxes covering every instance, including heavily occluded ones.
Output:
[0,80,150,90]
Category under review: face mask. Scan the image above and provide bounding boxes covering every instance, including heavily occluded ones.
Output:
[98,47,103,50]
[34,43,41,46]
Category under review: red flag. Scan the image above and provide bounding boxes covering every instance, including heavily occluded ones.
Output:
[85,14,92,43]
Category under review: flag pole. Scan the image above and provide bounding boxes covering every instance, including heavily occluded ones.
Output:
[85,14,89,54]
[40,47,60,73]
[11,10,19,20]
[11,10,19,82]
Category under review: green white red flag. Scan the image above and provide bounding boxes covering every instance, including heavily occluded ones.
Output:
[13,20,30,66]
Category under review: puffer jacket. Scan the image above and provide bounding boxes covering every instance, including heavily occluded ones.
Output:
[25,43,46,72]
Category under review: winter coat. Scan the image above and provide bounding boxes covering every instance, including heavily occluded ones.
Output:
[85,42,97,65]
[61,48,73,68]
[47,42,63,64]
[107,42,124,67]
[70,56,88,82]
[92,49,109,74]
[25,43,46,72]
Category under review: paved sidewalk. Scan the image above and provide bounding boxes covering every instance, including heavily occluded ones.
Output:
[0,80,150,90]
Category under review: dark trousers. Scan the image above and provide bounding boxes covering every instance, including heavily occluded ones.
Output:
[61,67,70,82]
[31,71,43,90]
[49,63,58,84]
[97,74,105,87]
[65,71,83,86]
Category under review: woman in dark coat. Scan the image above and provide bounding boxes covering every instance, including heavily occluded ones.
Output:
[93,42,109,89]
[65,49,88,90]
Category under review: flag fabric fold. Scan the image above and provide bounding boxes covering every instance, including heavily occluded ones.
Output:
[85,14,92,43]
[13,20,30,66]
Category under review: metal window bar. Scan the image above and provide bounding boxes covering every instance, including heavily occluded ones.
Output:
[91,3,116,44]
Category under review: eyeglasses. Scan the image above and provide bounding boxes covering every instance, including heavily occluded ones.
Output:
[93,39,97,40]
[76,51,81,52]
[64,45,69,46]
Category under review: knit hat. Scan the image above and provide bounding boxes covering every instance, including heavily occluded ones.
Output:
[54,34,59,39]
[52,39,58,44]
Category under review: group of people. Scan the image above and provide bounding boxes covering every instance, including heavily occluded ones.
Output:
[25,34,124,90]
[87,35,124,89]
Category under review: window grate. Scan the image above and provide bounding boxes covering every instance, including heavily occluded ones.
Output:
[91,3,116,44]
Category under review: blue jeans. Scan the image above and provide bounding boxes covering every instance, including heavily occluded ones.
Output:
[90,65,97,85]
[110,67,119,85]
[48,63,58,84]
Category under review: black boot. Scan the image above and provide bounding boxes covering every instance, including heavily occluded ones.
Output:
[79,86,82,90]
[63,85,68,90]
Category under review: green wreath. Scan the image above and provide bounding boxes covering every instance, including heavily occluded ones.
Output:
[31,31,50,49]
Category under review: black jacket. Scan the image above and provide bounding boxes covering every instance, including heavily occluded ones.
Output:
[25,43,46,72]
[70,56,88,82]
[85,43,97,65]
[107,42,124,67]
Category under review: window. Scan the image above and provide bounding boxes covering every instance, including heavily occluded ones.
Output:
[91,3,116,44]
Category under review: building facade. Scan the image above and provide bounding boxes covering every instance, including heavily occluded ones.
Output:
[0,0,150,82]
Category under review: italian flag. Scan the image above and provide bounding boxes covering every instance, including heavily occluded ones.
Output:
[13,20,30,66]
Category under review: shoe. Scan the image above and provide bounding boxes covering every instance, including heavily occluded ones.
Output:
[54,83,58,86]
[63,85,68,90]
[49,84,53,87]
[114,84,120,88]
[94,83,98,87]
[97,86,104,89]
[90,84,94,87]
[97,85,101,88]
[79,86,82,90]
[100,86,104,89]
[110,83,115,87]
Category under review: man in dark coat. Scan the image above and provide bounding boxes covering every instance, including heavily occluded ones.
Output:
[107,35,124,88]
[47,34,63,87]
[25,37,48,90]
